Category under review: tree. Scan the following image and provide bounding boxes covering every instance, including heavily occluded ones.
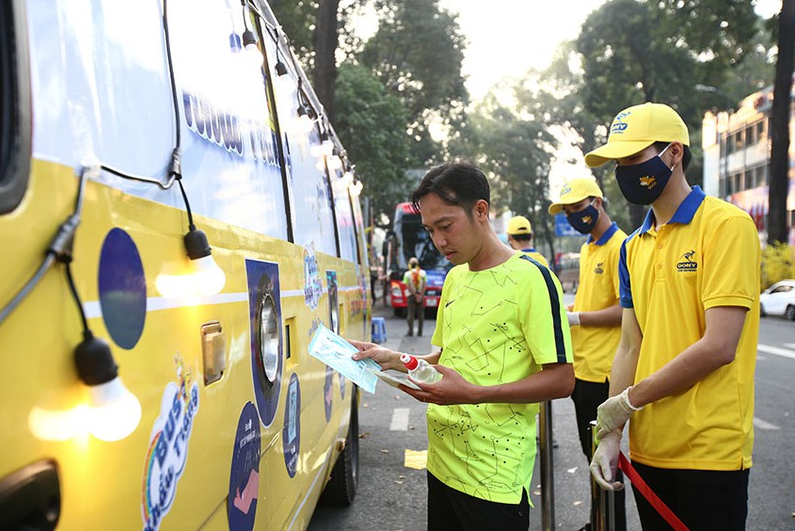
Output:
[358,0,468,164]
[333,63,413,227]
[313,0,341,122]
[575,0,759,226]
[768,0,795,245]
[460,81,558,258]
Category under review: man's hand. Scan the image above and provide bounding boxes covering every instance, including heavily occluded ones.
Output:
[348,340,404,371]
[401,365,478,405]
[567,311,581,326]
[590,429,624,491]
[595,386,643,440]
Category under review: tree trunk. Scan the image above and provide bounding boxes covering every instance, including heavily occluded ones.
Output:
[767,0,795,245]
[313,0,340,125]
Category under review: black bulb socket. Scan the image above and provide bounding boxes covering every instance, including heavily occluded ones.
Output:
[74,332,118,386]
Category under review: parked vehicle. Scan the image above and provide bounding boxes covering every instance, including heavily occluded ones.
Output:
[0,0,369,529]
[760,279,795,320]
[555,252,581,294]
[383,202,451,317]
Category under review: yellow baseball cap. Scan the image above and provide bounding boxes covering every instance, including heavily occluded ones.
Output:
[548,177,603,215]
[584,102,690,168]
[507,215,532,235]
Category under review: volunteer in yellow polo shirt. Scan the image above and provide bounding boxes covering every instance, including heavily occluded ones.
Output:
[506,215,549,267]
[586,102,760,531]
[548,176,627,531]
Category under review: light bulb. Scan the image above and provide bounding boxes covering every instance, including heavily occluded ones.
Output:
[320,139,334,156]
[86,378,142,442]
[327,155,343,170]
[242,29,263,68]
[190,254,226,296]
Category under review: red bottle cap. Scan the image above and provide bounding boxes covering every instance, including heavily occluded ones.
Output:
[400,353,418,370]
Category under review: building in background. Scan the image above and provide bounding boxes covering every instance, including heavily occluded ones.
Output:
[701,80,795,245]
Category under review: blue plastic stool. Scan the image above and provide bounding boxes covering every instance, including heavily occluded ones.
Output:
[371,317,387,344]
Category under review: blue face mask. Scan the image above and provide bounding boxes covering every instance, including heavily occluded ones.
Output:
[566,201,600,235]
[614,144,673,205]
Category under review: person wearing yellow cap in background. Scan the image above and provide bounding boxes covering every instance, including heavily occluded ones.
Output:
[506,215,549,267]
[586,102,760,531]
[548,176,627,531]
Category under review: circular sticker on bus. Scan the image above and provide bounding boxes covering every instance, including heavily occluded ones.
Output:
[98,228,147,349]
[282,373,301,478]
[228,402,261,531]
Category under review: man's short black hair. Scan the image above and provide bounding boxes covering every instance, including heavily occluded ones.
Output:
[409,160,490,216]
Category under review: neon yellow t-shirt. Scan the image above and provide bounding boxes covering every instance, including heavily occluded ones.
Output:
[571,222,626,382]
[428,252,573,503]
[619,187,760,471]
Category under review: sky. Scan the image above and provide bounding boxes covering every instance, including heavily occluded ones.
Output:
[441,0,783,102]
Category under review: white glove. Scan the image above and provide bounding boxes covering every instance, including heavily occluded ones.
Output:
[567,311,581,326]
[590,429,625,491]
[595,386,643,440]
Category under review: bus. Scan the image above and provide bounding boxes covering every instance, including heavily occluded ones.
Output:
[0,1,369,529]
[555,252,581,294]
[383,202,451,316]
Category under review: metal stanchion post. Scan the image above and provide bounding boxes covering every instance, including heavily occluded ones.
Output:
[539,401,555,531]
[590,420,616,531]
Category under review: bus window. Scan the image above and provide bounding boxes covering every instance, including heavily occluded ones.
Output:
[0,0,31,215]
[330,165,357,263]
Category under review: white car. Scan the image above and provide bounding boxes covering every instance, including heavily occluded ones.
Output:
[759,279,795,320]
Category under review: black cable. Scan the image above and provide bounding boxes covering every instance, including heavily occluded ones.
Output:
[64,263,89,333]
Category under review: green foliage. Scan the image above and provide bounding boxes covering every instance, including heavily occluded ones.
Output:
[761,242,795,290]
[334,63,413,227]
[267,0,317,69]
[575,0,760,128]
[358,0,468,164]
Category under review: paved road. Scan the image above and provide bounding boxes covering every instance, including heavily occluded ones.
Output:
[309,298,795,530]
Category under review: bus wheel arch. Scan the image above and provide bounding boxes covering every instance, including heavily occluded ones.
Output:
[319,389,360,506]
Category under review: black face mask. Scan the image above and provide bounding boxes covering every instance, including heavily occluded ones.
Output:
[614,144,673,205]
[566,201,600,234]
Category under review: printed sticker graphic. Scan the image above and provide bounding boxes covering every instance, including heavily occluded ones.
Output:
[303,244,322,310]
[228,402,261,531]
[246,259,282,427]
[282,373,301,478]
[324,365,334,423]
[142,356,199,531]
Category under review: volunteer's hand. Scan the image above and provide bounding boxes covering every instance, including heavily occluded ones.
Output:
[595,386,643,440]
[590,429,624,491]
[567,311,581,326]
[348,340,404,371]
[401,365,477,405]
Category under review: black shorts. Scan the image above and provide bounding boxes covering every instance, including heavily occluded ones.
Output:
[426,471,529,531]
[631,461,749,531]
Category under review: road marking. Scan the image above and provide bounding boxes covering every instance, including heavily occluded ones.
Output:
[753,417,780,430]
[758,344,795,361]
[390,408,410,431]
[785,343,795,350]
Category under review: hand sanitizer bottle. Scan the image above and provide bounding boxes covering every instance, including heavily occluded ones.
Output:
[399,353,442,384]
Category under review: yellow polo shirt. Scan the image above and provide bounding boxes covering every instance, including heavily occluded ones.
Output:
[428,252,572,503]
[619,186,759,471]
[520,248,549,268]
[571,222,626,382]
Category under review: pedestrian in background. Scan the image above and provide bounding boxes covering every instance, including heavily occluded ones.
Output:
[548,176,627,531]
[349,160,574,531]
[587,102,760,531]
[403,256,427,336]
[506,215,549,267]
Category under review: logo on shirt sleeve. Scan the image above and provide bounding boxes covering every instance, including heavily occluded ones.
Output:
[676,250,698,272]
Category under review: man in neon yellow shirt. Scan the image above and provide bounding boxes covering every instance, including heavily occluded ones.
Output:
[506,215,549,267]
[586,103,760,530]
[349,160,574,530]
[548,176,627,531]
